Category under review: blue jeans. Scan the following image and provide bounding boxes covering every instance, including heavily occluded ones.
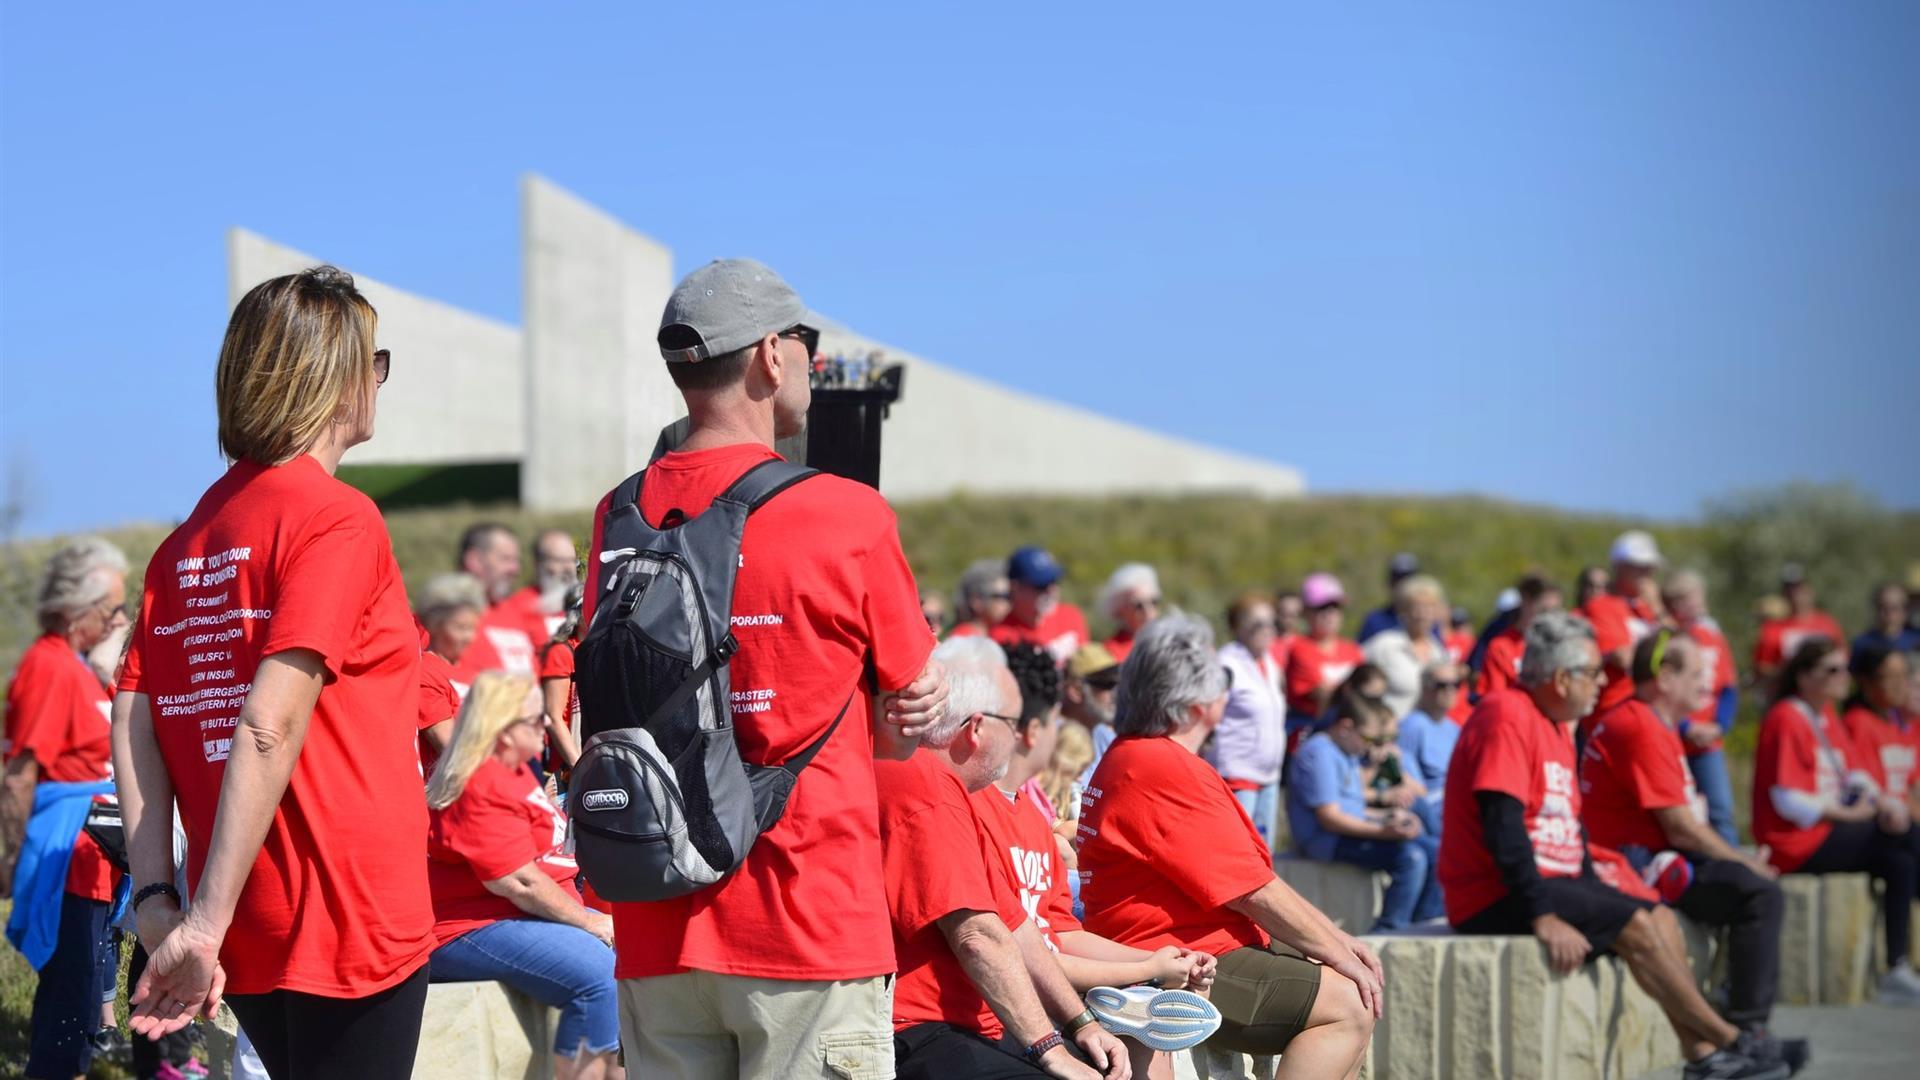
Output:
[1330,832,1444,931]
[27,892,119,1079]
[430,918,619,1057]
[1232,783,1281,846]
[1686,749,1740,846]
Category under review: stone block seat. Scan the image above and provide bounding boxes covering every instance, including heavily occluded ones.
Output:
[1775,870,1878,1005]
[1273,853,1387,933]
[201,981,561,1080]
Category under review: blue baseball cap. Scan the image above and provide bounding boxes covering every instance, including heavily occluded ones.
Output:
[1007,546,1064,588]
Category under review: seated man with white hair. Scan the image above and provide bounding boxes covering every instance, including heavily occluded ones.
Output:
[876,637,1130,1080]
[1098,563,1161,664]
[1440,613,1789,1080]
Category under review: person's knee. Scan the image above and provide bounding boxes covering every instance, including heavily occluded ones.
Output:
[1392,840,1428,876]
[1616,909,1656,956]
[1313,968,1377,1036]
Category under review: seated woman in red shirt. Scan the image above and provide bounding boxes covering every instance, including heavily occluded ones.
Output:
[1844,646,1918,819]
[1753,638,1920,1006]
[1079,613,1380,1080]
[426,673,622,1080]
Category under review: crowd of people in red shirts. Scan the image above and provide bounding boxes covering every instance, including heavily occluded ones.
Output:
[4,259,1918,1080]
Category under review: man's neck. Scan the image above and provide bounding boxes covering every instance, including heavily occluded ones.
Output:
[680,403,776,453]
[1641,690,1681,727]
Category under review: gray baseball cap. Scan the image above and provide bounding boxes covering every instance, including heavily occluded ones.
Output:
[657,258,827,364]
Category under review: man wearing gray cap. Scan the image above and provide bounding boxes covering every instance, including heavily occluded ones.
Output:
[580,259,951,1079]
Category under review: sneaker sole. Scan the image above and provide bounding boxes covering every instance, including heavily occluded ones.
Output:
[1085,986,1222,1052]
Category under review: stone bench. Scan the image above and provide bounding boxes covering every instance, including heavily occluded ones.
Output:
[1273,854,1386,933]
[1776,870,1877,1005]
[200,981,559,1080]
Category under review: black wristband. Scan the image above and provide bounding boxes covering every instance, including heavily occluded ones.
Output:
[1063,1008,1100,1036]
[133,882,181,913]
[1023,1031,1064,1065]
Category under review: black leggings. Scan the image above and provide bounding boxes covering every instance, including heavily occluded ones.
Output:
[226,964,429,1080]
[1795,819,1920,967]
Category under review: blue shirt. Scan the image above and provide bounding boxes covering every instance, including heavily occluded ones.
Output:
[1853,628,1920,656]
[1357,606,1401,643]
[1396,709,1459,794]
[1285,732,1368,861]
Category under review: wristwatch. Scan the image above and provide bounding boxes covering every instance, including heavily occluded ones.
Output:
[1063,1008,1101,1036]
[1023,1030,1065,1066]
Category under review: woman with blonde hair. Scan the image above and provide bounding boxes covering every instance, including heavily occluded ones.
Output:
[113,266,435,1077]
[425,673,621,1080]
[1040,720,1095,827]
[1362,574,1450,721]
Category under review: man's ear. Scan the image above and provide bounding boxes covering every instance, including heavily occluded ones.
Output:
[756,334,785,388]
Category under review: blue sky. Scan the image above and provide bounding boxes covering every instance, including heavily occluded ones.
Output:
[3,3,1916,537]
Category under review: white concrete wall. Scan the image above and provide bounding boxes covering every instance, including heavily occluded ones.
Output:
[229,177,1303,506]
[520,177,679,510]
[226,229,523,468]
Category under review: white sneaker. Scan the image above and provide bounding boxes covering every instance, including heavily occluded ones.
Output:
[1876,965,1920,1006]
[1085,985,1222,1051]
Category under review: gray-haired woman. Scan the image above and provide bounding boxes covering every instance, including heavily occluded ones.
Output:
[949,558,1013,640]
[1077,614,1380,1079]
[2,537,129,1079]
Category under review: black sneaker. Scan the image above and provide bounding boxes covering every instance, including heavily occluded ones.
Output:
[1777,1038,1810,1076]
[1734,1027,1811,1076]
[1681,1050,1790,1080]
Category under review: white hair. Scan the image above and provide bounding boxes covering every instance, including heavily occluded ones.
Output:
[953,558,1008,616]
[926,636,1011,749]
[1099,562,1161,619]
[1518,611,1598,689]
[1114,612,1228,738]
[415,572,488,628]
[36,537,128,632]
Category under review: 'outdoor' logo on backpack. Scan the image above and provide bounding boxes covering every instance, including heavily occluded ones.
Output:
[581,789,630,812]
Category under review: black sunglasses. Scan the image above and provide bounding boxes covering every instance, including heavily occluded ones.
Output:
[373,349,391,386]
[779,325,820,362]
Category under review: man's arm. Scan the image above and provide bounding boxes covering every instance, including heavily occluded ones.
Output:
[1012,922,1129,1078]
[1315,802,1413,840]
[937,909,1082,1059]
[1650,806,1773,877]
[875,657,947,760]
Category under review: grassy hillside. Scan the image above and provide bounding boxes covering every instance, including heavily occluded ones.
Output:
[6,482,1914,687]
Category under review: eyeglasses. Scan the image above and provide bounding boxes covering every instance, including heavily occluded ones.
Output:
[1815,663,1848,677]
[1242,618,1277,631]
[779,325,820,361]
[373,349,391,385]
[985,591,1012,602]
[976,711,1021,733]
[1431,680,1461,691]
[1132,596,1162,612]
[1568,665,1604,683]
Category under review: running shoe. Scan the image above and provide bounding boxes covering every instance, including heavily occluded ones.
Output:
[1085,985,1221,1052]
[1680,1049,1789,1080]
[1877,964,1920,1006]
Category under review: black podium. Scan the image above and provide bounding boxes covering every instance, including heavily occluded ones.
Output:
[650,363,904,491]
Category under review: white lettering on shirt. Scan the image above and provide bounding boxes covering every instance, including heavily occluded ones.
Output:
[732,614,785,628]
[1530,759,1584,876]
[731,687,776,715]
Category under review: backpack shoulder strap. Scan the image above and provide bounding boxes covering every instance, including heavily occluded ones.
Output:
[719,458,819,512]
[607,468,647,519]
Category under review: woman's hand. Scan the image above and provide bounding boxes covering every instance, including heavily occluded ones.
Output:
[129,910,226,1039]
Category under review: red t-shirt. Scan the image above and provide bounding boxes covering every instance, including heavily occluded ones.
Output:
[876,752,1027,1038]
[1681,620,1737,753]
[991,605,1091,666]
[1752,698,1868,872]
[119,456,433,997]
[1104,629,1136,664]
[972,785,1079,951]
[452,594,546,686]
[427,758,580,946]
[417,650,459,777]
[4,634,118,901]
[538,638,579,753]
[1580,593,1659,717]
[1267,633,1298,674]
[1843,706,1919,797]
[1444,630,1475,722]
[1283,637,1364,715]
[1438,690,1586,925]
[1476,627,1525,701]
[1753,612,1845,674]
[1078,737,1271,956]
[586,444,935,982]
[1578,700,1700,854]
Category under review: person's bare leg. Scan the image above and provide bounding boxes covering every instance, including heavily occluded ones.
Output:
[553,1040,623,1080]
[1612,908,1735,1060]
[1271,969,1375,1080]
[1128,1041,1171,1080]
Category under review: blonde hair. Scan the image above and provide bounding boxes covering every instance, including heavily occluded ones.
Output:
[1039,721,1095,822]
[217,266,378,464]
[1392,573,1447,619]
[426,672,536,809]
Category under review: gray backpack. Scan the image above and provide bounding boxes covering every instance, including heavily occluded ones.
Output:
[569,458,847,902]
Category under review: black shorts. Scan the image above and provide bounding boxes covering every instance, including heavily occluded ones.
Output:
[1456,877,1654,955]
